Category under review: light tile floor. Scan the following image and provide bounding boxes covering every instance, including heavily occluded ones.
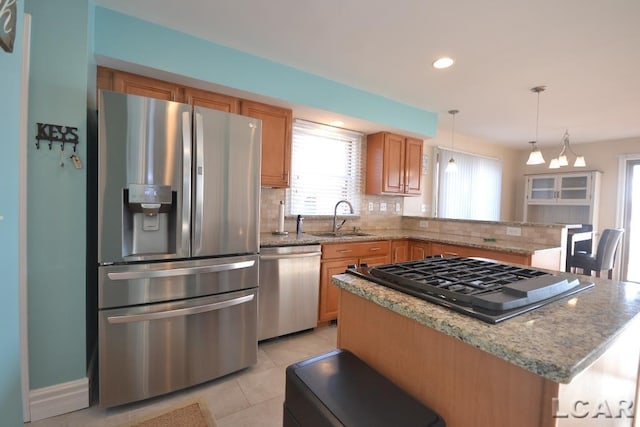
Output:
[26,324,338,427]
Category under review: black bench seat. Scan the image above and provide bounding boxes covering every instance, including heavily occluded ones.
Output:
[284,349,445,427]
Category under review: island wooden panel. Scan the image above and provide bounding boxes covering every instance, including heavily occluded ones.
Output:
[337,289,640,427]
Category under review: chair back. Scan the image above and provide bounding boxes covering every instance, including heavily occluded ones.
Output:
[594,228,624,270]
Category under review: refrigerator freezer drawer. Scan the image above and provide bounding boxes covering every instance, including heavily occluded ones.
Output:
[98,288,258,408]
[98,255,259,308]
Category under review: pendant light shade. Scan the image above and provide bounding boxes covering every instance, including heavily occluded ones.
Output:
[525,86,546,166]
[548,130,587,169]
[526,141,545,165]
[445,109,459,173]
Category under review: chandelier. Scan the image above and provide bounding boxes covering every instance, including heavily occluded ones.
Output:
[548,130,586,169]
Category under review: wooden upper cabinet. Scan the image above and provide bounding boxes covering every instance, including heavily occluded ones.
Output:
[110,69,184,102]
[404,137,423,194]
[184,87,240,113]
[97,67,293,188]
[366,132,423,195]
[241,100,292,188]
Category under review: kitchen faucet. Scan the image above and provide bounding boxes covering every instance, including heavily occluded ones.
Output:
[332,200,354,234]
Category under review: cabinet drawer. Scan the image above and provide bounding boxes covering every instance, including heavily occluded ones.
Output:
[322,240,390,260]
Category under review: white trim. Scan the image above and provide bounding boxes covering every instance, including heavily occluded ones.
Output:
[616,153,640,281]
[20,13,32,423]
[29,378,89,422]
[616,154,640,228]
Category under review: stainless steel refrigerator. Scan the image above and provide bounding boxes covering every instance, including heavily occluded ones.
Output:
[96,90,261,408]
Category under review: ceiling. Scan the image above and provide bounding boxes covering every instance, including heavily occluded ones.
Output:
[95,0,640,148]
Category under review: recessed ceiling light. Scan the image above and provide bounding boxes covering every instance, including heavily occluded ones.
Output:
[433,57,454,69]
[330,120,345,127]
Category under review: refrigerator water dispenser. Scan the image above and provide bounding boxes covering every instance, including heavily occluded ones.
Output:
[123,184,175,257]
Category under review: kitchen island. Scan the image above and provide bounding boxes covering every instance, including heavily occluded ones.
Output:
[332,272,640,426]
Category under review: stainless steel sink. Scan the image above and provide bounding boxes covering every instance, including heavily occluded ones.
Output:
[310,232,373,238]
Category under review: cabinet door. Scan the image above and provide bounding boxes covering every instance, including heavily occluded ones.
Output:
[112,70,183,102]
[185,87,240,113]
[404,138,423,194]
[391,240,409,263]
[430,243,467,258]
[409,240,431,260]
[527,175,557,203]
[241,100,292,188]
[382,133,406,194]
[319,258,358,322]
[360,254,391,267]
[558,174,591,203]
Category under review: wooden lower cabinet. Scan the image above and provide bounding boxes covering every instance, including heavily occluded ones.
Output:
[391,239,409,263]
[319,241,391,322]
[409,240,431,261]
[319,258,358,323]
[431,242,529,265]
[428,242,557,267]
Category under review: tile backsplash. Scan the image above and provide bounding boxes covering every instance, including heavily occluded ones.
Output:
[261,189,566,248]
[261,188,403,233]
[401,216,566,247]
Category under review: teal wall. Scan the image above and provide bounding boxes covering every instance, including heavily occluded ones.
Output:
[25,0,90,389]
[94,7,437,137]
[0,1,25,424]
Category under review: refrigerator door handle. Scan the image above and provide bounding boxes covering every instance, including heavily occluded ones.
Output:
[107,259,256,281]
[194,111,205,253]
[106,294,255,324]
[182,111,192,255]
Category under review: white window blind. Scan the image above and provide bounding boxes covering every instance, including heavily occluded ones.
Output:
[287,119,362,215]
[436,148,502,220]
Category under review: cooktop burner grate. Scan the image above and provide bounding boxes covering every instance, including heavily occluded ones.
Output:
[345,257,594,324]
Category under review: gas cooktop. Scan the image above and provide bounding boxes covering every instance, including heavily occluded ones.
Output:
[345,256,594,324]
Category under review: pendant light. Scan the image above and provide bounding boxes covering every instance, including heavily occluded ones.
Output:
[549,130,587,169]
[526,86,546,165]
[445,109,459,173]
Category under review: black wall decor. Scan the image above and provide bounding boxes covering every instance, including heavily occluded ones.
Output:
[35,122,80,151]
[0,0,17,53]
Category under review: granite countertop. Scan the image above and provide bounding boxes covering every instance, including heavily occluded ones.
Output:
[332,272,640,384]
[260,229,559,255]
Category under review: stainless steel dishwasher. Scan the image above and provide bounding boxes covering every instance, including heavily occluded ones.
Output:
[258,245,322,341]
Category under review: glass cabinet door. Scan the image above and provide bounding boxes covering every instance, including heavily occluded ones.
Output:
[559,174,590,202]
[529,176,556,201]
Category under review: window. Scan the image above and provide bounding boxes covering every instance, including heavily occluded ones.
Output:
[287,119,362,215]
[435,148,502,220]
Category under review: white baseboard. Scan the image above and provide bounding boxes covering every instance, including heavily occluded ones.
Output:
[29,377,89,422]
